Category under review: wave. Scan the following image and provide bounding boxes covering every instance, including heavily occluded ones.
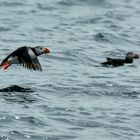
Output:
[57,0,113,7]
[0,85,35,103]
[0,27,11,32]
[36,3,57,11]
[0,1,25,7]
[94,33,138,48]
[0,85,33,92]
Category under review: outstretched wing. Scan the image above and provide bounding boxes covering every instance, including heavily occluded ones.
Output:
[19,48,43,71]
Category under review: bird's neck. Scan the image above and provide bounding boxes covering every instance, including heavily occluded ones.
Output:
[124,58,133,63]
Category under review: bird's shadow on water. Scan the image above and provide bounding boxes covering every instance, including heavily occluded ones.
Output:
[0,85,37,103]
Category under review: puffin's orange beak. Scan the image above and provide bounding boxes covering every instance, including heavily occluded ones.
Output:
[133,53,139,59]
[44,48,50,54]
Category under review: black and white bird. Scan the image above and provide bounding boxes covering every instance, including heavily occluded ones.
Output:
[101,52,139,67]
[0,46,50,71]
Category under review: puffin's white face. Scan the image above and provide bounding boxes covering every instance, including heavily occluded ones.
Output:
[126,52,139,59]
[35,46,50,56]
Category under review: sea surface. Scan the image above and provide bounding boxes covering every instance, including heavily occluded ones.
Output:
[0,0,140,140]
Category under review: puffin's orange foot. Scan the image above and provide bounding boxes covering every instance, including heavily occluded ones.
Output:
[0,61,12,70]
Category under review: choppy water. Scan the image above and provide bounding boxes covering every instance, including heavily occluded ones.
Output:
[0,0,140,139]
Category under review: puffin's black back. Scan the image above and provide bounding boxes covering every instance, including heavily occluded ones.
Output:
[101,57,125,67]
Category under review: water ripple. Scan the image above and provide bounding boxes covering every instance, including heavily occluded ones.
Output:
[0,86,36,103]
[36,3,57,11]
[0,27,11,32]
[0,1,26,7]
[57,0,113,8]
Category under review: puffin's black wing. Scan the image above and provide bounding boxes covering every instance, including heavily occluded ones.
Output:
[0,47,23,65]
[1,46,43,71]
[19,48,43,71]
[101,57,125,67]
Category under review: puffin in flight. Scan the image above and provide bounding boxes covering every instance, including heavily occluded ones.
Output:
[101,52,139,67]
[0,46,50,71]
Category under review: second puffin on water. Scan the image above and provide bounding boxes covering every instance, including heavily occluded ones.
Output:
[0,46,50,71]
[102,52,139,67]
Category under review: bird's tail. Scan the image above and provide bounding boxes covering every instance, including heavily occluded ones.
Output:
[106,57,112,62]
[0,60,12,70]
[101,57,112,66]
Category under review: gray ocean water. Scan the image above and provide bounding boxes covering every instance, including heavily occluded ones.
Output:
[0,0,140,139]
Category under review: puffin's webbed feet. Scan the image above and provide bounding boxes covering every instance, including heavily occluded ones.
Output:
[0,61,12,70]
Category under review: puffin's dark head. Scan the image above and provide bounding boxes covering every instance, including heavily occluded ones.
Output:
[34,46,50,56]
[126,52,139,60]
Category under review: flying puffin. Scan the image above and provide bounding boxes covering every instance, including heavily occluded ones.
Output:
[0,46,50,71]
[101,52,139,67]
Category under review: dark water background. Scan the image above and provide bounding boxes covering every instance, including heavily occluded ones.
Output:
[0,0,140,139]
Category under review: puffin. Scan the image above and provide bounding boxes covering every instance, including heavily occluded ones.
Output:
[0,46,50,71]
[101,52,139,67]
